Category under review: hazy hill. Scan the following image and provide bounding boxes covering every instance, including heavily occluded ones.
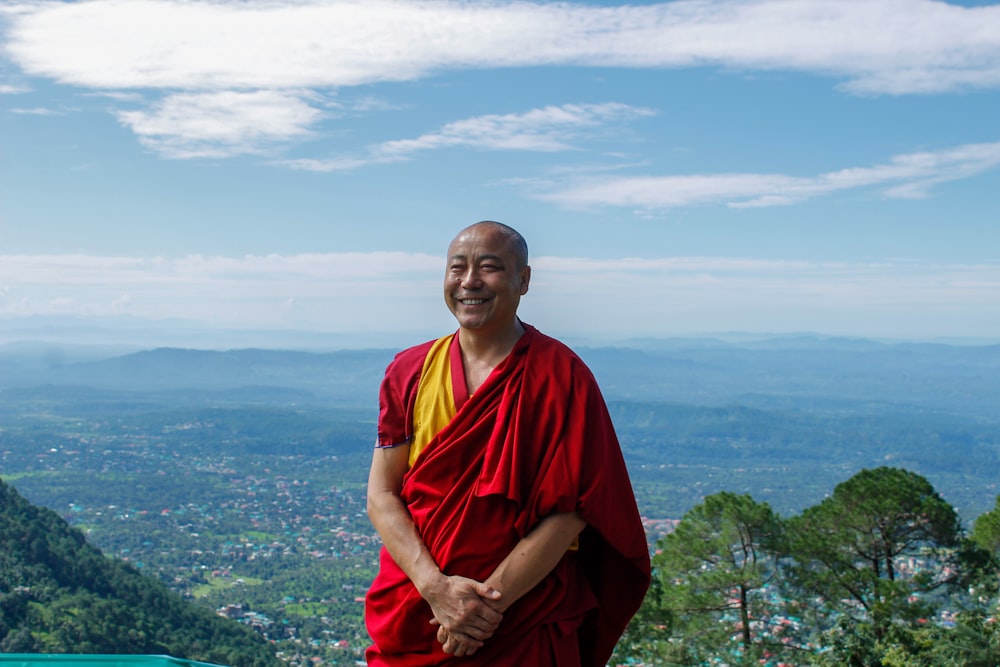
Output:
[2,336,998,418]
[3,335,999,519]
[0,346,395,408]
[0,478,281,667]
[580,337,1000,418]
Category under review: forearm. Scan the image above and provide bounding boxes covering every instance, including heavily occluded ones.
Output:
[366,489,445,595]
[484,511,586,612]
[366,445,445,595]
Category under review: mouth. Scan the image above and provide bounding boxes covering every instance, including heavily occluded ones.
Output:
[458,298,487,305]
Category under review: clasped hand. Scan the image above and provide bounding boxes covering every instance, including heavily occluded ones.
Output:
[425,574,503,657]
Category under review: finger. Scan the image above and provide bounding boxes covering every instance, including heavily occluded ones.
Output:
[472,603,503,626]
[471,612,503,635]
[455,604,502,629]
[476,583,502,601]
[450,637,480,658]
[454,632,484,649]
[455,622,494,641]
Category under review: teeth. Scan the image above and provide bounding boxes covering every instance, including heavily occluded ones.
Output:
[461,299,485,305]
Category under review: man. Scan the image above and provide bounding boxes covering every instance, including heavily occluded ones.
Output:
[365,221,650,666]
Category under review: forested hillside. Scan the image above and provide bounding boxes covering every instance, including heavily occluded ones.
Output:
[0,479,280,667]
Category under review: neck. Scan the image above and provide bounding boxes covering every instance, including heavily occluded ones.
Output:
[457,319,525,366]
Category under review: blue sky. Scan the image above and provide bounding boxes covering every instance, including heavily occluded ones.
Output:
[2,0,999,347]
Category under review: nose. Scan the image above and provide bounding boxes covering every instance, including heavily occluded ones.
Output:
[460,266,483,289]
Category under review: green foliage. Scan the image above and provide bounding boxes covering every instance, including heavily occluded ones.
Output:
[0,478,281,667]
[814,608,1000,667]
[624,492,789,666]
[786,467,962,643]
[972,494,1000,556]
[623,468,1000,667]
[929,607,1000,666]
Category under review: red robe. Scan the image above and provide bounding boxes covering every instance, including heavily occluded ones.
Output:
[366,325,650,666]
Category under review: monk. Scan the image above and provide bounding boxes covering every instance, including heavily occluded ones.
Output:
[365,221,650,666]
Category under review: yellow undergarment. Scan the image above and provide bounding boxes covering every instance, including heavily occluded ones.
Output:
[408,334,457,468]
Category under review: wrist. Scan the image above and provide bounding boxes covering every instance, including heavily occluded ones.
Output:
[413,567,446,600]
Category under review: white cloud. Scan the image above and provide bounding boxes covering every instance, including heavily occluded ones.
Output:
[0,83,31,94]
[4,0,999,95]
[535,140,1000,210]
[0,252,447,333]
[2,251,998,339]
[9,106,62,115]
[85,91,144,102]
[115,90,323,158]
[280,155,395,173]
[283,103,654,171]
[4,1,998,160]
[381,103,654,154]
[0,252,443,286]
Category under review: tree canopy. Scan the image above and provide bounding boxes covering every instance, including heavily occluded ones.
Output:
[619,467,995,667]
[631,492,785,665]
[0,478,281,667]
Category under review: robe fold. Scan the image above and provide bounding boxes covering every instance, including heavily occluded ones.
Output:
[366,324,650,667]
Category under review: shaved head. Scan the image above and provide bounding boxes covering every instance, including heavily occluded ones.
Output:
[455,221,529,270]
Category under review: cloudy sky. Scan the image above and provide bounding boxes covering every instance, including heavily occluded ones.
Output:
[2,0,999,347]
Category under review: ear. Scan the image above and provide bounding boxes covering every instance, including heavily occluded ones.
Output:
[519,265,531,295]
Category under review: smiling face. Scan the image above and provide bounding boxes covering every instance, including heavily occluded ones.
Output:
[444,222,531,337]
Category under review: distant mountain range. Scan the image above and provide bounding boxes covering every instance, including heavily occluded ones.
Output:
[3,332,999,518]
[2,334,998,418]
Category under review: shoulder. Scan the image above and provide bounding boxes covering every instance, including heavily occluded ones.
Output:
[377,335,451,447]
[384,332,459,380]
[379,336,447,404]
[385,338,439,377]
[521,324,599,384]
[523,323,587,363]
